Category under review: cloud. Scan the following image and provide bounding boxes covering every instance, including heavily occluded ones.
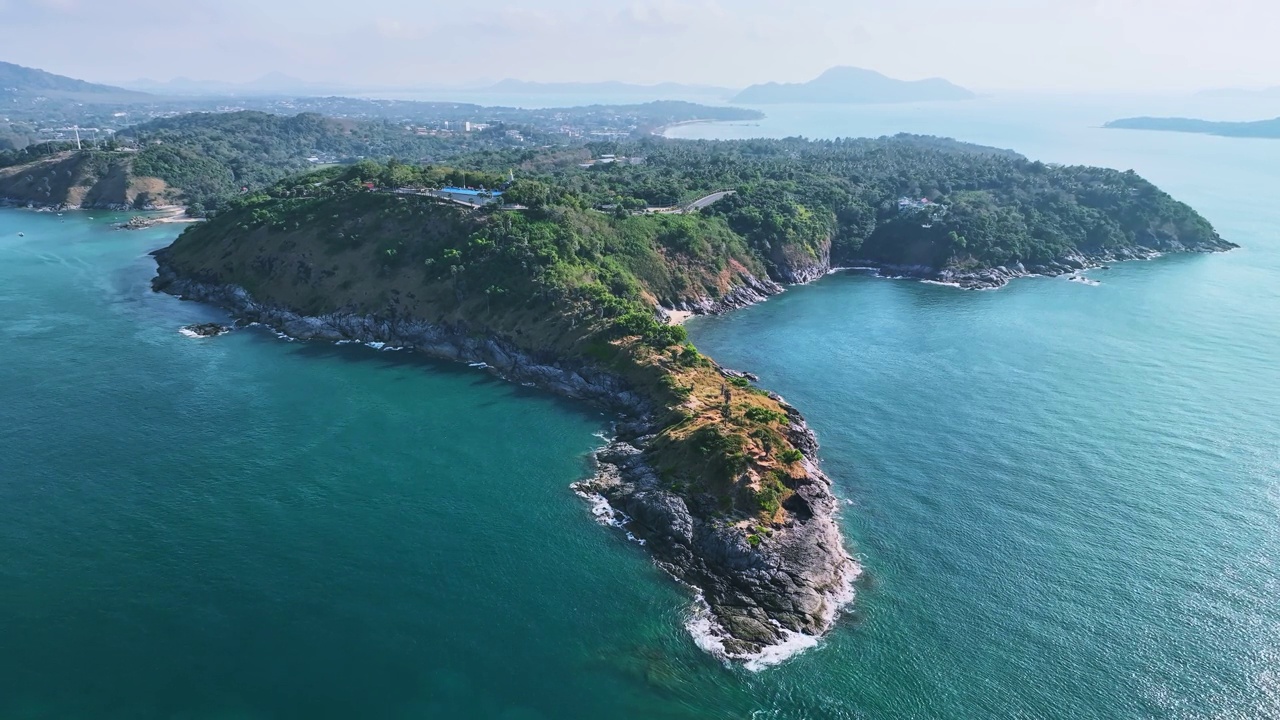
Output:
[31,0,81,12]
[617,0,694,33]
[4,0,1280,92]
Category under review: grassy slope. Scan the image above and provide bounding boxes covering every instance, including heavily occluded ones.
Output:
[163,189,808,526]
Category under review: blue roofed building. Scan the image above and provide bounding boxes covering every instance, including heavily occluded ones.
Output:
[433,186,504,207]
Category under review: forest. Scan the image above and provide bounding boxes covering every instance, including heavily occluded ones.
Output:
[453,134,1222,271]
[117,112,521,215]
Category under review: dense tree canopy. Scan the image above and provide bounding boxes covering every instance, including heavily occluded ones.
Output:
[472,135,1222,270]
[119,112,515,214]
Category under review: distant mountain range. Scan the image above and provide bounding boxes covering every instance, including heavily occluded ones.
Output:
[732,67,975,105]
[125,73,371,97]
[481,79,736,101]
[1195,87,1280,99]
[0,61,149,99]
[121,67,974,105]
[121,75,738,102]
[5,58,971,109]
[1104,116,1280,139]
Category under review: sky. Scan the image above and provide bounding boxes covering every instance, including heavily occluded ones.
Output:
[4,0,1278,93]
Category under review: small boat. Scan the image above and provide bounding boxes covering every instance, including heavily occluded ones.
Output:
[17,232,24,237]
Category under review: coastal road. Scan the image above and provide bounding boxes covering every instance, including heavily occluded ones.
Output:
[685,190,736,212]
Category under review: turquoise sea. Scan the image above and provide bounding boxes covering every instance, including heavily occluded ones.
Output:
[3,95,1279,719]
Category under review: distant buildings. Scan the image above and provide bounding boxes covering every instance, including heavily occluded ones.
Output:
[897,196,949,225]
[432,186,504,206]
[578,154,645,169]
[897,197,933,212]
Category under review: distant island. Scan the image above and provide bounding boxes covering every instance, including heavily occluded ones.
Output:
[1104,116,1280,139]
[1195,87,1280,100]
[733,67,975,105]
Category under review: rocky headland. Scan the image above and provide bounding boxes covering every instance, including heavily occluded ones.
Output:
[153,254,856,661]
[146,142,1235,666]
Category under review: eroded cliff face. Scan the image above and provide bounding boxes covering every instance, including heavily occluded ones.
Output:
[578,411,856,661]
[0,151,173,210]
[769,234,832,285]
[660,235,833,317]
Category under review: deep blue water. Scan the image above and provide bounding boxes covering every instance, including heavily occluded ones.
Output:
[2,96,1278,718]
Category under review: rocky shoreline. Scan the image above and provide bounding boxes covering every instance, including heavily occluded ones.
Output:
[151,251,857,666]
[849,239,1238,290]
[152,257,650,414]
[1,196,134,212]
[575,408,856,663]
[2,197,193,219]
[660,273,784,317]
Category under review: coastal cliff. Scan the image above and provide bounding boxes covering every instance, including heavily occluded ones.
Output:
[0,150,174,210]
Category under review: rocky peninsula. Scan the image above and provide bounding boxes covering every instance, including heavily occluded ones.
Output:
[149,139,1232,663]
[152,244,856,662]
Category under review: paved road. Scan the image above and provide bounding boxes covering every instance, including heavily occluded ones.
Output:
[685,190,736,212]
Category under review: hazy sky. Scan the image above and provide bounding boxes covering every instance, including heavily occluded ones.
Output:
[4,0,1277,92]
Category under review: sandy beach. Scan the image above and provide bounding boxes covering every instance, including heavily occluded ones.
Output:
[153,207,204,224]
[666,309,695,325]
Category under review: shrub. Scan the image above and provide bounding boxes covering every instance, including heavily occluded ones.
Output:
[677,342,709,368]
[611,311,688,348]
[778,448,804,465]
[690,426,749,482]
[744,406,785,424]
[754,471,787,516]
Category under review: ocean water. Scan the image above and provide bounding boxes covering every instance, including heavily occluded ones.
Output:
[3,95,1279,719]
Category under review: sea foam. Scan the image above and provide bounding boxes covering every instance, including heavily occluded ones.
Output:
[572,485,646,546]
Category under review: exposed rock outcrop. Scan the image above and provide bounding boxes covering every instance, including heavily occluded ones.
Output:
[180,322,231,338]
[665,273,784,316]
[153,257,650,415]
[576,408,855,660]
